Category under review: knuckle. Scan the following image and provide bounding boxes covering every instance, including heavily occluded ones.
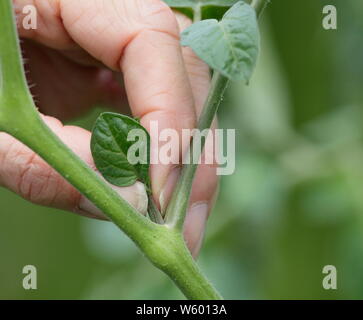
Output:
[0,140,60,207]
[16,0,73,49]
[16,153,56,205]
[0,131,80,211]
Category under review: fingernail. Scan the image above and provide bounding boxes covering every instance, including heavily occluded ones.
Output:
[184,202,209,259]
[77,179,148,219]
[159,167,181,213]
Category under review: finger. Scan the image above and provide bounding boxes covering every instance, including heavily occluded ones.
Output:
[119,13,197,205]
[158,13,214,210]
[0,116,148,218]
[14,0,214,256]
[15,0,130,117]
[175,13,212,116]
[22,40,128,121]
[150,12,218,257]
[15,0,197,201]
[185,150,219,258]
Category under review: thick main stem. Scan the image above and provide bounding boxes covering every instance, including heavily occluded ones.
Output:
[144,229,222,300]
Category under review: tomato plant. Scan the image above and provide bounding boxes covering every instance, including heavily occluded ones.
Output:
[0,0,268,299]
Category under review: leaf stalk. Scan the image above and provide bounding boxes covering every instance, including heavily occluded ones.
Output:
[164,0,269,231]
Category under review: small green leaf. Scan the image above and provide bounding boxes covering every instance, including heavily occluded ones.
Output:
[181,1,260,82]
[91,112,150,187]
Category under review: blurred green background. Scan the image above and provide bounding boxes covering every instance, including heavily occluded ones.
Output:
[1,0,363,299]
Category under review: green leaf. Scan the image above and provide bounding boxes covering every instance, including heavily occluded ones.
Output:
[181,1,260,82]
[91,112,150,187]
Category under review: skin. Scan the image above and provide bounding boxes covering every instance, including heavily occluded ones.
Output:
[0,0,219,257]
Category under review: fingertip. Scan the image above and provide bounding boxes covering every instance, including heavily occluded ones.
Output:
[184,202,209,259]
[158,166,181,213]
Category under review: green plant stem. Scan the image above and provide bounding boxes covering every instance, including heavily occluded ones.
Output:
[0,6,25,100]
[164,0,269,230]
[0,0,156,244]
[251,0,270,16]
[193,4,202,23]
[0,0,222,300]
[165,73,229,229]
[144,229,222,300]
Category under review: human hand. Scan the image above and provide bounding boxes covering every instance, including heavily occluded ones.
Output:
[0,0,218,257]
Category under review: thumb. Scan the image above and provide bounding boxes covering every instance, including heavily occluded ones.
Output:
[0,115,148,219]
